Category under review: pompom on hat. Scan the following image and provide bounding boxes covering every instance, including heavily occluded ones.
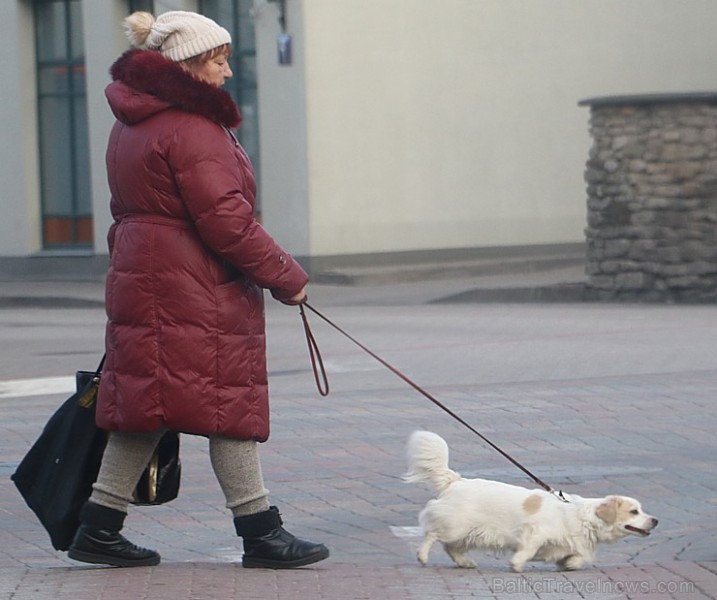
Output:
[123,10,231,62]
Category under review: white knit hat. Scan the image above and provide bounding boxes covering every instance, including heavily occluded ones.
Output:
[123,11,231,62]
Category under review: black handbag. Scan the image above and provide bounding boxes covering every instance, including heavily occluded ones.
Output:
[12,357,181,551]
[72,368,182,507]
[131,425,181,505]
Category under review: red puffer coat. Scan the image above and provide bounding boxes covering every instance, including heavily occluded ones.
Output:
[96,50,308,441]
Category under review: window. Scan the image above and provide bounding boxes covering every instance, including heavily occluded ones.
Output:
[128,0,154,12]
[34,0,91,248]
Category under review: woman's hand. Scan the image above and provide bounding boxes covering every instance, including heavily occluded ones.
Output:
[282,287,307,305]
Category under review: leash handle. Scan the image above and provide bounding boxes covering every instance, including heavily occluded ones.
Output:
[299,302,566,500]
[299,303,329,396]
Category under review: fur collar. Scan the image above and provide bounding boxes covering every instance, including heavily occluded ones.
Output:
[109,49,240,128]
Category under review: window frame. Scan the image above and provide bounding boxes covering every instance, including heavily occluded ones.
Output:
[34,0,92,249]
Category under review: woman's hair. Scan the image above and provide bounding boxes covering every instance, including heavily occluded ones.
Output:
[181,44,231,69]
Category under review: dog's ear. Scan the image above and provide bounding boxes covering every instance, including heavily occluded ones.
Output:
[596,496,619,524]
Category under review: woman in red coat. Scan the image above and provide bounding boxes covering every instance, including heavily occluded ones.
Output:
[67,10,328,569]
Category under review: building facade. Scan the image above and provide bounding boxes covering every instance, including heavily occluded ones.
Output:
[2,0,717,276]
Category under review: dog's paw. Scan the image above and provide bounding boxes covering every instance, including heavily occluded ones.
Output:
[453,558,476,569]
[510,561,525,573]
[417,553,428,566]
[444,544,476,568]
[557,555,584,571]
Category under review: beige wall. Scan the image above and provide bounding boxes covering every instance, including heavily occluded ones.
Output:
[255,0,311,255]
[0,1,39,255]
[256,0,717,257]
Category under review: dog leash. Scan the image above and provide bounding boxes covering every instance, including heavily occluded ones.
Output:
[298,302,568,503]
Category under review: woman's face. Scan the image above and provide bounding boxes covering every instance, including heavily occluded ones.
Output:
[189,53,233,87]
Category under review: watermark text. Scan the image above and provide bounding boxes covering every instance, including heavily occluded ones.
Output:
[491,576,695,595]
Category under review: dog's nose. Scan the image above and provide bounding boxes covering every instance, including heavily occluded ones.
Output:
[651,518,659,527]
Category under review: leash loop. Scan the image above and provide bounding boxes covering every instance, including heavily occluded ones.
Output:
[299,301,567,502]
[299,303,329,396]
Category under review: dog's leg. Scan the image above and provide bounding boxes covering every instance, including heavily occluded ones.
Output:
[417,532,438,566]
[443,542,476,569]
[557,554,585,571]
[510,540,541,573]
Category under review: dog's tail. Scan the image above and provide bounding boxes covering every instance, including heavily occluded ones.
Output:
[404,430,461,495]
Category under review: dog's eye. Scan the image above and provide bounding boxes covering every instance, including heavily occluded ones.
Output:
[629,509,639,515]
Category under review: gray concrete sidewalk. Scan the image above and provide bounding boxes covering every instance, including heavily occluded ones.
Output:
[1,268,716,599]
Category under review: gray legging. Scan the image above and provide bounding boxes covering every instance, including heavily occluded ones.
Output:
[91,430,270,518]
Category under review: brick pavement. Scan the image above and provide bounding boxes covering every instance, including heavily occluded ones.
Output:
[1,286,716,599]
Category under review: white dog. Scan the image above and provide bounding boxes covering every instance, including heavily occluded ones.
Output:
[405,431,658,572]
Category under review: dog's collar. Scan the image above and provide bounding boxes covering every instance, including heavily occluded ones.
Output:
[551,489,570,504]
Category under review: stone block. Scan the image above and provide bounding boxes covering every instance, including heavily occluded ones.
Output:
[631,211,656,225]
[615,271,652,289]
[587,275,614,289]
[603,239,632,258]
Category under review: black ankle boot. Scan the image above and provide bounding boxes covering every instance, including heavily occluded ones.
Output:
[67,502,160,567]
[234,506,329,569]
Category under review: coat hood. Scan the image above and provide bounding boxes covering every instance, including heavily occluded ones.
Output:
[105,49,241,128]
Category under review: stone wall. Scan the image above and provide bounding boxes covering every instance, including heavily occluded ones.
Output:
[580,93,717,302]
